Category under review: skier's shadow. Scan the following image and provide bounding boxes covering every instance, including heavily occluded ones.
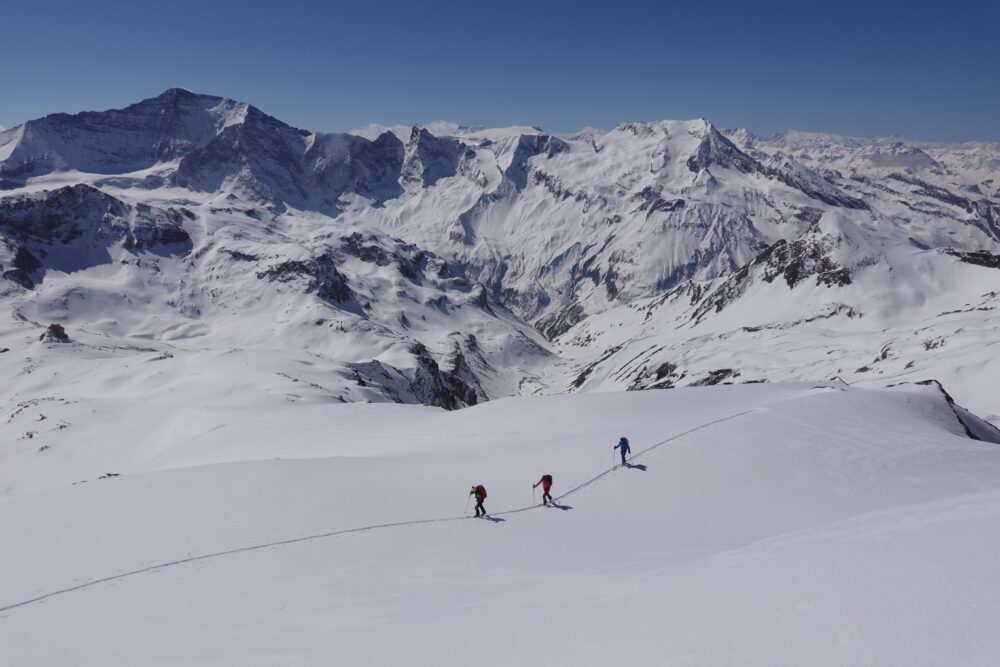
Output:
[480,516,506,522]
[624,463,648,471]
[547,502,573,510]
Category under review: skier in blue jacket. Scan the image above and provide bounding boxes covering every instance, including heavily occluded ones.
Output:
[614,436,630,466]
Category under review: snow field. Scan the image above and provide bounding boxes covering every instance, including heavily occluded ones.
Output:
[2,383,1000,665]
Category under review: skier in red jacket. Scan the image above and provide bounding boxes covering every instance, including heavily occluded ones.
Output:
[470,484,488,517]
[533,474,553,505]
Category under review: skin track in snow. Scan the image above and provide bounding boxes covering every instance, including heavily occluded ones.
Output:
[3,385,1000,666]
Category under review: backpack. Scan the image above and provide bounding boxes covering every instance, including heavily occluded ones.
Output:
[542,474,552,484]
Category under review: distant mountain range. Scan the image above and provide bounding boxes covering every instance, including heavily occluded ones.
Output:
[1,89,998,423]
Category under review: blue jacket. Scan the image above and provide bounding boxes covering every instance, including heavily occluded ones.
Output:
[615,439,630,452]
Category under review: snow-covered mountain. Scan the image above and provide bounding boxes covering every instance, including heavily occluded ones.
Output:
[3,91,1000,665]
[1,89,998,425]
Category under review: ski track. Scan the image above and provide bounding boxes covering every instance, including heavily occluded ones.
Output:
[0,409,755,615]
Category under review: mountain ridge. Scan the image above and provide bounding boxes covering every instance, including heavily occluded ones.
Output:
[1,89,998,424]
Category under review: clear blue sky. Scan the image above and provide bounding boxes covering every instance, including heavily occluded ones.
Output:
[1,0,997,141]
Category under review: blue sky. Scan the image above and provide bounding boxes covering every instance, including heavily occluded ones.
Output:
[1,0,997,141]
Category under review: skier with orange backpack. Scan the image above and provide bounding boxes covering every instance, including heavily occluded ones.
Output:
[470,484,488,517]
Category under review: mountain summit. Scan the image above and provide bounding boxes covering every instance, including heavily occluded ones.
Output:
[0,90,998,421]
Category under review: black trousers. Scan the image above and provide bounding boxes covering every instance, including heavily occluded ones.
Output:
[475,500,486,516]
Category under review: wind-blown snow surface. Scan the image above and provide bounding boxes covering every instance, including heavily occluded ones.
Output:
[2,383,1000,665]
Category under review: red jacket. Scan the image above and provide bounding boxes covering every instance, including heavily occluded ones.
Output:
[472,485,487,501]
[534,476,552,491]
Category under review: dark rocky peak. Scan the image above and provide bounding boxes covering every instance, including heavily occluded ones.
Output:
[374,130,405,154]
[401,127,475,187]
[0,89,289,181]
[686,123,759,174]
[173,104,311,202]
[513,133,569,159]
[501,134,570,190]
[304,131,404,204]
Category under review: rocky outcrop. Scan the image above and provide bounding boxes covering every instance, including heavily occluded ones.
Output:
[347,342,483,410]
[255,253,355,305]
[692,229,854,322]
[0,185,192,287]
[945,249,1000,269]
[40,323,69,342]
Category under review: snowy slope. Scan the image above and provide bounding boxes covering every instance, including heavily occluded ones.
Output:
[2,384,1000,666]
[1,89,998,420]
[553,211,1000,421]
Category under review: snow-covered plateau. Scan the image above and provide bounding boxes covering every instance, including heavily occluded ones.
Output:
[1,90,999,664]
[3,384,1000,665]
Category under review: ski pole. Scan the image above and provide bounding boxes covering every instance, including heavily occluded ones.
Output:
[532,486,536,504]
[465,494,471,515]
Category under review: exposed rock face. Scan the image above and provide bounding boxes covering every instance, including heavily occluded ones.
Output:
[306,131,404,205]
[3,244,43,288]
[347,342,483,410]
[0,185,130,243]
[686,125,759,174]
[758,153,868,210]
[174,104,312,201]
[945,249,1000,269]
[255,254,355,305]
[758,237,853,289]
[689,368,740,386]
[401,127,477,188]
[0,88,243,181]
[0,185,192,287]
[499,134,570,191]
[691,223,855,323]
